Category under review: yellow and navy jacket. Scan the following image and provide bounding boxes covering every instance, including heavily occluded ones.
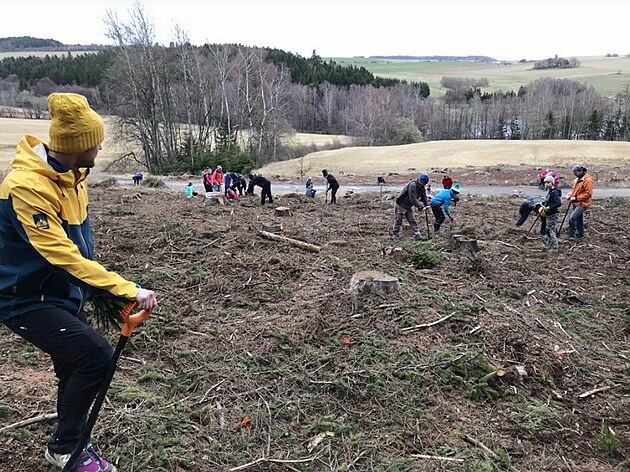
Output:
[0,135,139,320]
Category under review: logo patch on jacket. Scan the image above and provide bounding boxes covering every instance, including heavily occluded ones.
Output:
[33,213,50,230]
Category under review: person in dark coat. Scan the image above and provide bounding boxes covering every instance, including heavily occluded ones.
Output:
[229,172,247,196]
[322,169,339,204]
[515,196,547,234]
[539,174,562,252]
[392,174,430,241]
[247,173,273,205]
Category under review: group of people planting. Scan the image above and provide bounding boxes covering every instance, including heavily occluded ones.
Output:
[515,165,594,251]
[391,166,593,251]
[391,173,460,241]
[0,91,599,472]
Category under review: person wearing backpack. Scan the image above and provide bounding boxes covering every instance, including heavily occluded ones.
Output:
[392,174,430,241]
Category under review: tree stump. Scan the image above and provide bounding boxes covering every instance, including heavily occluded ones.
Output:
[205,192,226,206]
[262,222,283,234]
[274,206,292,217]
[453,234,480,253]
[350,270,400,297]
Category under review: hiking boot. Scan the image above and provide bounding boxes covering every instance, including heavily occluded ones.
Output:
[391,234,400,242]
[86,443,117,472]
[414,234,423,241]
[567,236,575,241]
[45,448,101,472]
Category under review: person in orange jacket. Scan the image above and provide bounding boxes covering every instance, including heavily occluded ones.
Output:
[212,165,224,192]
[566,164,594,240]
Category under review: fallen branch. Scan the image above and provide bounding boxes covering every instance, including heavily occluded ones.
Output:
[0,412,57,432]
[229,454,320,471]
[463,434,498,458]
[496,240,519,249]
[258,230,321,253]
[401,312,456,333]
[578,385,613,398]
[410,453,464,463]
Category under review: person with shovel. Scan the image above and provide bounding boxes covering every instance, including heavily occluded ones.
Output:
[514,196,546,234]
[566,164,594,241]
[0,93,157,472]
[538,174,562,252]
[392,173,430,242]
[430,183,461,233]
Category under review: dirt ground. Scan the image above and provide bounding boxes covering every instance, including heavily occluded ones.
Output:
[0,181,628,471]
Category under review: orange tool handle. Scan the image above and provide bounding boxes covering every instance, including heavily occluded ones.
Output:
[120,302,151,337]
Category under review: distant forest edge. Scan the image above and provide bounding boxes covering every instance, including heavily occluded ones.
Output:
[0,36,106,52]
[0,26,629,176]
[364,55,497,62]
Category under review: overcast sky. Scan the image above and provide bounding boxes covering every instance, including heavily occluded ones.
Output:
[3,0,629,60]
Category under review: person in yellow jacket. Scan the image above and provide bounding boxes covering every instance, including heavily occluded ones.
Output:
[566,164,594,240]
[0,93,157,472]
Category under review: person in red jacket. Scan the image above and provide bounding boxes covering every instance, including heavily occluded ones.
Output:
[202,167,214,193]
[441,175,453,189]
[212,165,224,192]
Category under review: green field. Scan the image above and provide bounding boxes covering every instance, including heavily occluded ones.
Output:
[330,55,630,98]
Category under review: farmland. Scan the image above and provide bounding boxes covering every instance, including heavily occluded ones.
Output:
[330,55,630,98]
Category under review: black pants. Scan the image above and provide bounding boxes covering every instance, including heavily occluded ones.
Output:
[3,308,113,454]
[203,183,213,193]
[329,186,339,204]
[261,184,273,205]
[232,182,246,196]
[431,205,445,232]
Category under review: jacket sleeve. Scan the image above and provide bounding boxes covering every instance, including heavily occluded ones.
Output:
[10,184,139,300]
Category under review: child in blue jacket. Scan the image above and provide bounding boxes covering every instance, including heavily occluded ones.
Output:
[430,183,461,233]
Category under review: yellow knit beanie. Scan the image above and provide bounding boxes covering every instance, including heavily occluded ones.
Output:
[48,93,105,154]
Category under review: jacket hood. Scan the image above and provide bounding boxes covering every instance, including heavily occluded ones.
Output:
[12,135,88,188]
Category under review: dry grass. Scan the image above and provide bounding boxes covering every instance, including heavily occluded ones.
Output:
[259,140,630,178]
[0,117,353,175]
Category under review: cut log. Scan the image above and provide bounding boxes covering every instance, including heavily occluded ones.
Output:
[274,206,292,217]
[258,230,321,252]
[205,192,226,206]
[261,223,283,234]
[350,270,400,297]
